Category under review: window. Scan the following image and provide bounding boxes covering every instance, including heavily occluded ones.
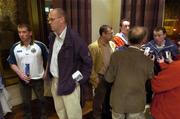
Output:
[164,0,180,43]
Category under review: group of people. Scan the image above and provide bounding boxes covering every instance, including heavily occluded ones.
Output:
[90,18,179,119]
[4,7,180,119]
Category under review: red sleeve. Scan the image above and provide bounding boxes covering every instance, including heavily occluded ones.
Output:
[152,62,180,93]
[113,36,125,47]
[159,62,168,70]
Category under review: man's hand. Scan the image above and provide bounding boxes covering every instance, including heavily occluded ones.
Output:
[157,57,165,63]
[19,73,30,83]
[43,72,48,80]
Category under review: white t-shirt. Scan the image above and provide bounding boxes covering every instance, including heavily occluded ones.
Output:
[7,40,48,79]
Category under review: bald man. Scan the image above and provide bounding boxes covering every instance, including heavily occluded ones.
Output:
[106,26,154,119]
[45,8,92,119]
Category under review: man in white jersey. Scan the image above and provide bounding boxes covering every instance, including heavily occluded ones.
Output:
[7,23,48,119]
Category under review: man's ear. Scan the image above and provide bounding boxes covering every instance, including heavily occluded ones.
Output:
[60,16,65,23]
[141,36,148,45]
[101,32,106,37]
[30,31,32,36]
[163,33,166,38]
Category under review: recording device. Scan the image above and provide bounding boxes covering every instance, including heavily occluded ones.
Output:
[144,47,150,56]
[72,70,83,82]
[165,51,170,59]
[25,64,30,77]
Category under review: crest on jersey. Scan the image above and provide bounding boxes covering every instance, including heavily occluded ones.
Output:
[31,48,36,53]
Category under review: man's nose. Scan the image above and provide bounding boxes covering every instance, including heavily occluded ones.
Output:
[155,36,160,39]
[48,20,52,24]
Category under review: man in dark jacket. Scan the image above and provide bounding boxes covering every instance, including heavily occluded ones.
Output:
[144,27,179,104]
[45,8,92,119]
[145,27,179,60]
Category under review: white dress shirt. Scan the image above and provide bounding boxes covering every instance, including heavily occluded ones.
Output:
[50,27,67,78]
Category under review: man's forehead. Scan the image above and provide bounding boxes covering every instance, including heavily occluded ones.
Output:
[122,21,130,25]
[154,30,164,35]
[49,10,57,16]
[18,27,28,31]
[107,27,112,31]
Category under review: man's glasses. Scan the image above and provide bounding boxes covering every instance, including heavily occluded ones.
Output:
[106,32,115,36]
[47,17,61,22]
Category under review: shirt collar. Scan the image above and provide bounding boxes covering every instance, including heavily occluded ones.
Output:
[155,40,165,49]
[129,45,143,51]
[54,26,67,41]
[98,38,110,46]
[20,40,34,46]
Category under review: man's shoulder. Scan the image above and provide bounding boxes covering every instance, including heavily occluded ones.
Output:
[88,40,99,53]
[11,41,21,50]
[165,38,175,45]
[33,41,48,55]
[144,40,157,51]
[112,49,125,57]
[89,40,98,47]
[114,33,123,40]
[115,32,124,37]
[66,28,84,44]
[146,40,155,46]
[48,32,56,39]
[34,40,46,46]
[67,27,79,38]
[117,45,128,51]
